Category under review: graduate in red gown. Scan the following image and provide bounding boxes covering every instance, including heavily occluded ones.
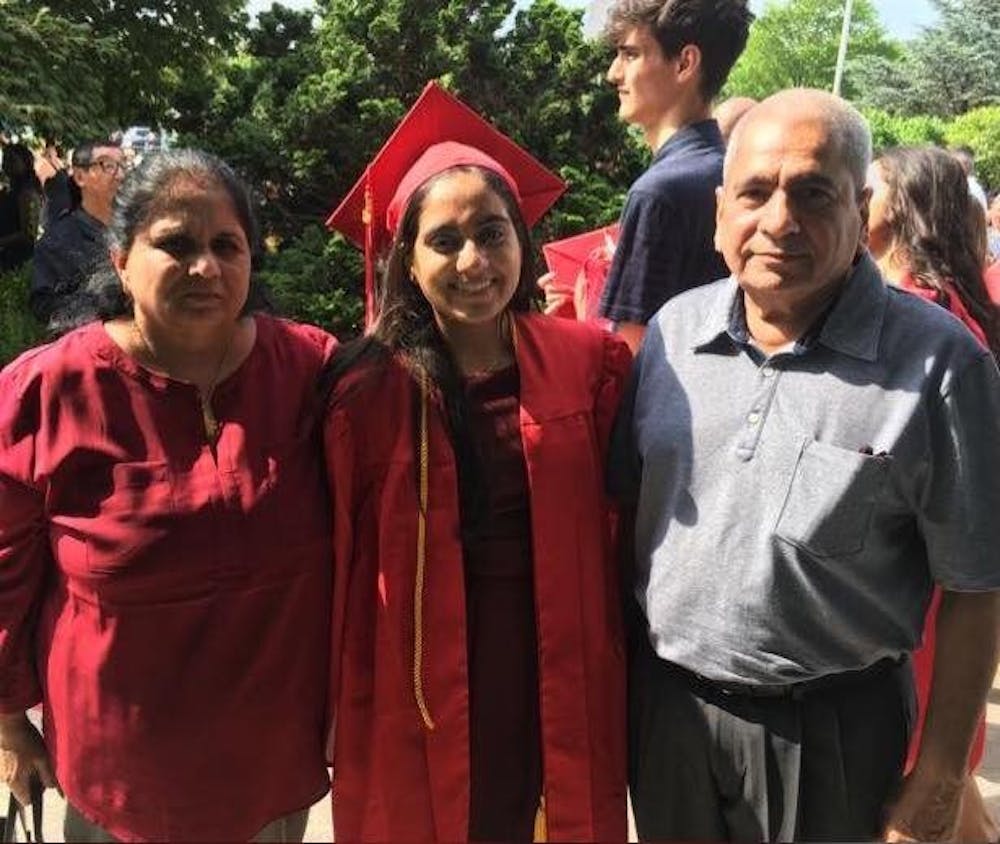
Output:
[868,145,1000,841]
[323,82,630,842]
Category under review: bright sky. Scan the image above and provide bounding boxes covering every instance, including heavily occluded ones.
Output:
[751,0,939,39]
[245,0,940,39]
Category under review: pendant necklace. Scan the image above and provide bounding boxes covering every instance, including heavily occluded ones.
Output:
[133,321,234,444]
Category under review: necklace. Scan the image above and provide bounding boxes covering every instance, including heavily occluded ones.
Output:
[132,320,234,444]
[459,312,517,377]
[463,352,515,378]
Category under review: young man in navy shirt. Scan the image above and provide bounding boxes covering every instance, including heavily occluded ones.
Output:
[600,0,753,352]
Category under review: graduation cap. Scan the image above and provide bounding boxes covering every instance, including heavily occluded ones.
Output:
[542,224,620,296]
[326,80,566,327]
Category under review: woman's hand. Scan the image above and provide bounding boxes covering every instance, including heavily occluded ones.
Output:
[537,271,572,316]
[33,149,62,186]
[0,712,58,806]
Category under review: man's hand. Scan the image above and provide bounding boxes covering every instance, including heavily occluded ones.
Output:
[613,321,646,354]
[885,590,1000,841]
[0,712,57,806]
[883,769,964,841]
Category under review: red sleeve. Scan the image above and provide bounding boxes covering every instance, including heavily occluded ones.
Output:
[323,401,356,766]
[592,332,632,576]
[593,332,633,465]
[0,364,50,713]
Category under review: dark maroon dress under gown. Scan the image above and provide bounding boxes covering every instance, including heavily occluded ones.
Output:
[463,365,543,841]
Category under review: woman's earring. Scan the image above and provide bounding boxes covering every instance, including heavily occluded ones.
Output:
[119,274,134,306]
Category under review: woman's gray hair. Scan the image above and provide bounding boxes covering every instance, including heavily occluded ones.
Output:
[107,148,260,255]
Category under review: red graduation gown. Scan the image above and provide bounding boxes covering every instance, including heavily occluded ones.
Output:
[897,273,988,774]
[324,313,630,841]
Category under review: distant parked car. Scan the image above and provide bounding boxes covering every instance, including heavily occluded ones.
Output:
[122,126,160,154]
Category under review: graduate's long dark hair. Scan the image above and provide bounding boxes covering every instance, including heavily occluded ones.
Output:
[323,166,537,534]
[876,146,1000,359]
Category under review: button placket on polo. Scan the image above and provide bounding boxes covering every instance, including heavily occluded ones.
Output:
[735,359,783,461]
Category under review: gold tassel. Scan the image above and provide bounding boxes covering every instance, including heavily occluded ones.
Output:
[533,795,547,842]
[413,370,435,730]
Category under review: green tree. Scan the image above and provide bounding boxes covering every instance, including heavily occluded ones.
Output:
[174,5,321,237]
[945,106,1000,191]
[0,3,114,137]
[724,0,898,101]
[0,263,43,367]
[856,0,1000,117]
[862,109,948,153]
[17,0,248,129]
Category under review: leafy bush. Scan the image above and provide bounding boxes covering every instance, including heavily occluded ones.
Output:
[945,106,1000,193]
[863,109,948,154]
[0,263,45,368]
[257,224,364,339]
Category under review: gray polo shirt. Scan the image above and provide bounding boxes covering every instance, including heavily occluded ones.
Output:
[611,255,1000,686]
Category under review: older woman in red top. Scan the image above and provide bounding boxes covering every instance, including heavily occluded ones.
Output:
[868,144,1000,841]
[324,83,630,842]
[0,150,334,841]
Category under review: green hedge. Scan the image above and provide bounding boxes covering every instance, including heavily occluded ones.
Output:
[0,263,44,368]
[862,109,948,154]
[257,224,364,339]
[946,106,1000,193]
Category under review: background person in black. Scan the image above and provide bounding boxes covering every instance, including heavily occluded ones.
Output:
[34,141,78,231]
[0,143,42,271]
[30,139,124,331]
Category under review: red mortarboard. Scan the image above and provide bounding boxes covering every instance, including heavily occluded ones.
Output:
[326,80,566,326]
[542,224,620,295]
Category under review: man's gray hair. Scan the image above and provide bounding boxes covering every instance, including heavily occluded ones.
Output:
[724,89,873,193]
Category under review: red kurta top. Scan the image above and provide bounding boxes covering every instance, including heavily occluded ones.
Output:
[324,313,631,841]
[0,316,335,842]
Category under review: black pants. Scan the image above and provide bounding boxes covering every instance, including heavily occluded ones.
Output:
[629,636,914,841]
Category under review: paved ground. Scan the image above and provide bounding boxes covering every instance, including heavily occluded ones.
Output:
[976,671,1000,816]
[7,669,1000,841]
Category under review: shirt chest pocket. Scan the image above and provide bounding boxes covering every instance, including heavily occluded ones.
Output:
[774,439,891,558]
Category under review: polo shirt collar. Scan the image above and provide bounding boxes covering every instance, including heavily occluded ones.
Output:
[815,253,887,361]
[651,120,723,164]
[692,276,741,351]
[692,254,888,362]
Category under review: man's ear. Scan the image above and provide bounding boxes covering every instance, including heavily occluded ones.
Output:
[856,185,872,256]
[714,185,725,252]
[676,44,702,85]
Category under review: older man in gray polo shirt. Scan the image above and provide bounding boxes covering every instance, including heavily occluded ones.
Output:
[612,88,1000,842]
